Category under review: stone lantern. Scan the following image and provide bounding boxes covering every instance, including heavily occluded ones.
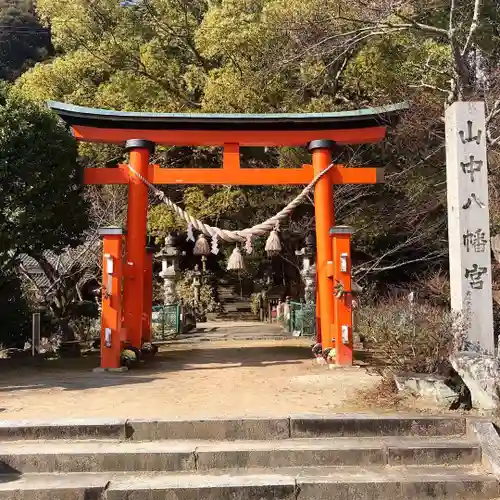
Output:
[157,234,181,305]
[296,232,316,303]
[302,264,316,304]
[192,264,202,306]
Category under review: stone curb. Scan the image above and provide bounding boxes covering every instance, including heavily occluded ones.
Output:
[0,418,127,441]
[0,415,467,441]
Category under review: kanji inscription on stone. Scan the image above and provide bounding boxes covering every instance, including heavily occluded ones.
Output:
[459,120,483,145]
[464,264,488,289]
[460,155,483,182]
[462,193,485,209]
[463,229,487,253]
[445,101,494,353]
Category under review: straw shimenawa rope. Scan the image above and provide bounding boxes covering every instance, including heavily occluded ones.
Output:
[127,162,336,244]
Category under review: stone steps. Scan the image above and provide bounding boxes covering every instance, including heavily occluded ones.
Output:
[0,437,480,473]
[0,415,497,499]
[0,467,497,500]
[0,415,468,441]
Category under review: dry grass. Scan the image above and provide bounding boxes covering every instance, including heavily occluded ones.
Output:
[356,376,406,409]
[357,297,465,376]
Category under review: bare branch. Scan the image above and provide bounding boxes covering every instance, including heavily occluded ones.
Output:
[390,12,448,37]
[409,83,450,94]
[449,0,456,37]
[490,136,500,147]
[407,58,449,77]
[354,251,445,275]
[486,98,500,125]
[461,0,483,57]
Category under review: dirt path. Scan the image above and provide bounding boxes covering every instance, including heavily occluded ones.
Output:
[0,338,386,420]
[0,333,476,421]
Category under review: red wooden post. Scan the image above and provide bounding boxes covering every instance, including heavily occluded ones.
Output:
[315,277,321,345]
[142,245,154,342]
[122,139,155,349]
[98,227,124,369]
[331,226,354,366]
[309,140,336,351]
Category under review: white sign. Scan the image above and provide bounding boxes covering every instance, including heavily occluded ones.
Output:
[32,313,40,356]
[445,101,494,354]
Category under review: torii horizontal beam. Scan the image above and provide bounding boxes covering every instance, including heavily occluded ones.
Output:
[83,164,384,186]
[83,142,384,186]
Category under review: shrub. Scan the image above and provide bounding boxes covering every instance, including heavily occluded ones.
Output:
[250,293,261,316]
[0,270,30,348]
[176,270,218,313]
[357,297,466,375]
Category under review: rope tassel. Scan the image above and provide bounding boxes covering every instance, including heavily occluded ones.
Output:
[245,235,253,255]
[265,227,282,257]
[193,234,210,255]
[227,246,245,271]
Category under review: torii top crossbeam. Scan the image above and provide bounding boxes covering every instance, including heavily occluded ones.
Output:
[48,101,406,186]
[48,101,406,147]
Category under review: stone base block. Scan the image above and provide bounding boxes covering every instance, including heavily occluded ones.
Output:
[93,367,128,373]
[450,351,500,410]
[394,372,456,404]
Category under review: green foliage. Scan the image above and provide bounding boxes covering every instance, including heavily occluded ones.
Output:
[0,269,30,347]
[343,32,450,100]
[0,83,89,260]
[19,0,208,111]
[250,292,261,315]
[0,83,90,343]
[148,204,185,241]
[176,269,217,312]
[0,0,52,81]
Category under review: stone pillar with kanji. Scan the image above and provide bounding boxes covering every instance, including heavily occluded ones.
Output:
[445,101,494,354]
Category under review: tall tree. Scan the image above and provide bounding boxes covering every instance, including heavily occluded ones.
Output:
[0,0,52,81]
[0,82,90,340]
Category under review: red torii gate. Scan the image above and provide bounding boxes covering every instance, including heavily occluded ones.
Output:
[49,101,405,368]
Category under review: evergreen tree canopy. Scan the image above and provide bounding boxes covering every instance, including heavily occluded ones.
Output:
[0,82,89,265]
[0,0,52,81]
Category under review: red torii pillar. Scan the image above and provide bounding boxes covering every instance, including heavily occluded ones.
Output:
[142,245,155,343]
[121,140,155,349]
[309,140,335,350]
[98,226,124,370]
[331,225,355,365]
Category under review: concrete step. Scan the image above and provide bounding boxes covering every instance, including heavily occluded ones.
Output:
[0,466,497,500]
[0,415,467,441]
[0,473,108,500]
[129,416,467,440]
[0,437,481,473]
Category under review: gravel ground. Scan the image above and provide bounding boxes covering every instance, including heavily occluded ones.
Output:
[0,317,475,422]
[0,339,391,420]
